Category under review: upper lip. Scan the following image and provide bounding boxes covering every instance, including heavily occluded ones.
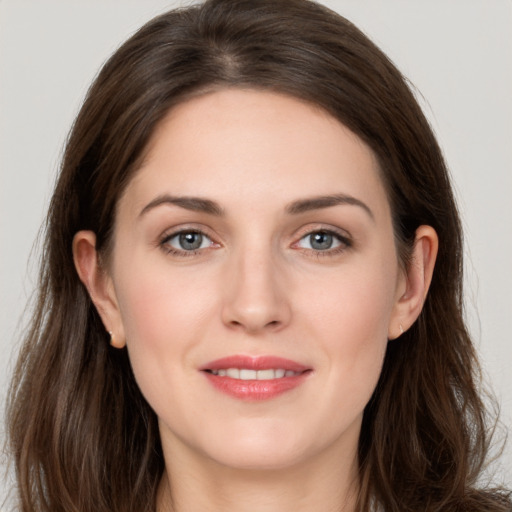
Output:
[200,355,310,372]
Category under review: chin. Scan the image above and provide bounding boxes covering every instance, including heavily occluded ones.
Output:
[197,420,335,473]
[208,444,308,472]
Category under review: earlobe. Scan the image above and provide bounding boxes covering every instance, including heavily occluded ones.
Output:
[389,225,438,339]
[108,330,125,349]
[72,231,126,348]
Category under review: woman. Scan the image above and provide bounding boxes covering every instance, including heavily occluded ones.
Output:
[5,0,511,511]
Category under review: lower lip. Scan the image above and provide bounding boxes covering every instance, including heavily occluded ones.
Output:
[203,372,310,401]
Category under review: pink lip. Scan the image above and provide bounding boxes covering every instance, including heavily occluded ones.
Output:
[200,355,312,401]
[201,355,310,372]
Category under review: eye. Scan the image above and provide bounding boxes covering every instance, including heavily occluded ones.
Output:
[295,230,350,253]
[162,230,214,253]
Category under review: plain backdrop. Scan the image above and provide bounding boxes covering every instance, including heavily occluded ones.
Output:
[1,0,511,505]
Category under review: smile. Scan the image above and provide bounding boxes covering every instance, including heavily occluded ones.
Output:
[206,368,301,379]
[201,355,311,400]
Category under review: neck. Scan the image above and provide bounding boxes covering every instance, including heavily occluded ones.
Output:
[157,441,360,512]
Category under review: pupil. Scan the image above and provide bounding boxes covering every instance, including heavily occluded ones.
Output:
[179,232,202,250]
[311,232,332,250]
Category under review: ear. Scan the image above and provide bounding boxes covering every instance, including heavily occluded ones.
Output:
[388,225,438,339]
[72,231,126,348]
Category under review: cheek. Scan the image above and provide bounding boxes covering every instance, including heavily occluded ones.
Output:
[300,257,396,391]
[304,263,396,343]
[112,261,215,395]
[115,258,211,341]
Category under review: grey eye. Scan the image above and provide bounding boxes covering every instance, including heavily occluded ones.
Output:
[296,230,346,252]
[179,232,204,250]
[309,232,334,250]
[165,231,212,251]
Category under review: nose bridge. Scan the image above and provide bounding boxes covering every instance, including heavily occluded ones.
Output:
[221,236,290,333]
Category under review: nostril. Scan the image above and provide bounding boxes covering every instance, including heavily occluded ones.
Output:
[227,318,281,332]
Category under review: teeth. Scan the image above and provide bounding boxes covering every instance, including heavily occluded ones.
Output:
[226,368,239,379]
[257,369,275,380]
[240,369,257,380]
[209,368,300,380]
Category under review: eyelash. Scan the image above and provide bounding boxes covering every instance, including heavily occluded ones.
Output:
[292,228,352,258]
[159,227,352,258]
[159,228,217,257]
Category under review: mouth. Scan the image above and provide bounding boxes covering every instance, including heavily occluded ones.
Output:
[205,368,302,379]
[200,355,312,400]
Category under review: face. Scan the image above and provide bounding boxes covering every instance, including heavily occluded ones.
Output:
[107,89,405,472]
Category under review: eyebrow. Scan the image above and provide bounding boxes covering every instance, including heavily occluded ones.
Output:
[139,194,225,217]
[138,192,373,220]
[285,194,374,220]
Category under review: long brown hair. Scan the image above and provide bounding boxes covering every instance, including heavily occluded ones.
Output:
[6,1,511,511]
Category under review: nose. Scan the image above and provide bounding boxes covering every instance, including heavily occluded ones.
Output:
[220,246,292,334]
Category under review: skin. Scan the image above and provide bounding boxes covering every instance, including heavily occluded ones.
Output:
[74,89,438,512]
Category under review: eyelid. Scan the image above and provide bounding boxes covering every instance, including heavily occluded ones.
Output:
[159,223,217,241]
[158,224,221,256]
[292,223,352,243]
[290,224,353,254]
[164,231,213,249]
[156,222,353,258]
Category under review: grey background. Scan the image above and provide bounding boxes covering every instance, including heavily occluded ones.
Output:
[1,0,511,505]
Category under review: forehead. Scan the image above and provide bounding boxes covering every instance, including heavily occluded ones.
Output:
[122,88,389,220]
